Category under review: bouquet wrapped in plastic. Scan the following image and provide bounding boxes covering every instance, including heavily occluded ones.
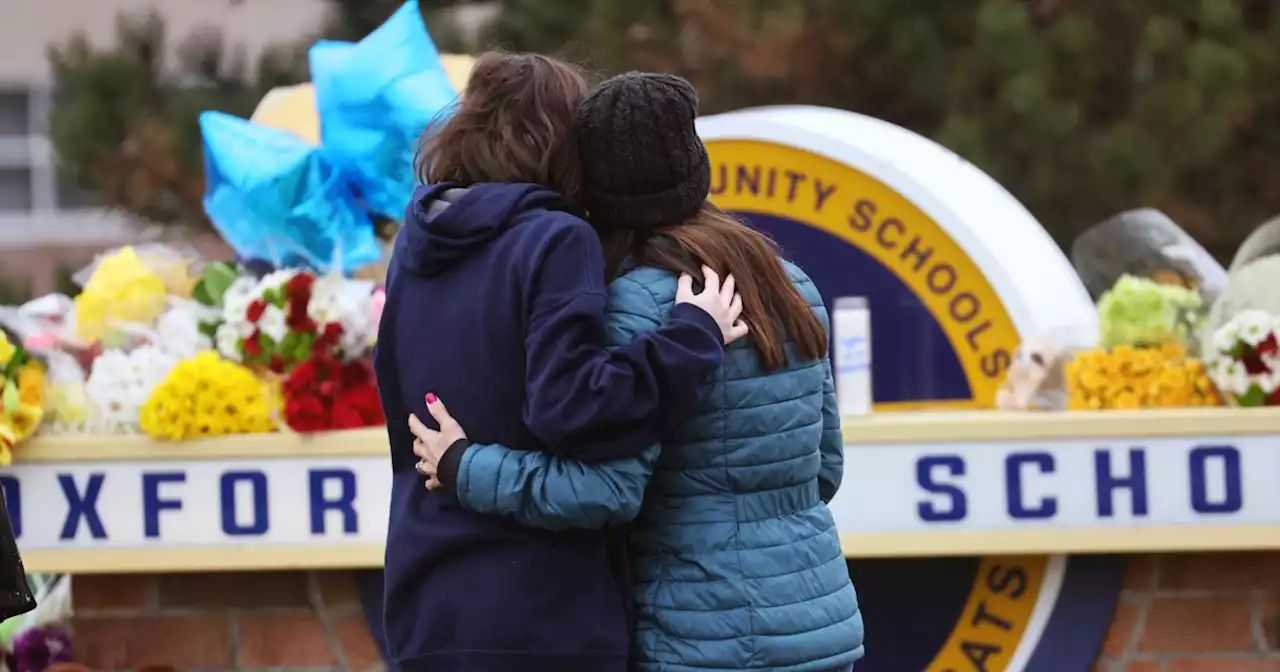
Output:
[71,244,200,346]
[1207,215,1280,336]
[1072,209,1227,306]
[1064,209,1228,409]
[0,574,72,672]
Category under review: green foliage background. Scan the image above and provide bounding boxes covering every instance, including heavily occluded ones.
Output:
[46,0,1280,261]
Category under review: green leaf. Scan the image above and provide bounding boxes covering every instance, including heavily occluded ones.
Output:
[192,281,213,306]
[198,262,239,306]
[1237,384,1266,407]
[198,321,220,339]
[294,331,315,361]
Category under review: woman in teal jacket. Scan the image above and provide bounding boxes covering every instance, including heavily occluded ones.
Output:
[411,73,864,672]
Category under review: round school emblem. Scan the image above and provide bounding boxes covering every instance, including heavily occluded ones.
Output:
[700,109,1119,671]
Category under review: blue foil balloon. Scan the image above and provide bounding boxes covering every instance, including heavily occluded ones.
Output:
[311,0,459,220]
[200,111,382,274]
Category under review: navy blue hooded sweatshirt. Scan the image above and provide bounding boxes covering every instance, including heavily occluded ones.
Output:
[375,183,725,672]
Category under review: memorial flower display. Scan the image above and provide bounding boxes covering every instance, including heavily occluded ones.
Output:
[1204,309,1280,407]
[1061,278,1222,411]
[0,574,74,672]
[72,246,189,345]
[1096,275,1204,349]
[281,353,383,432]
[0,332,45,464]
[1065,343,1220,410]
[139,351,278,440]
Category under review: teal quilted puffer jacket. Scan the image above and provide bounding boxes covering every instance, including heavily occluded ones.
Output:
[451,261,865,672]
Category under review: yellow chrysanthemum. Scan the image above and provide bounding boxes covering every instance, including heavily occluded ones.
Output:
[1065,345,1221,411]
[141,352,277,441]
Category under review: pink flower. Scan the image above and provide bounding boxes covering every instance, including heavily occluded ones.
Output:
[370,289,386,328]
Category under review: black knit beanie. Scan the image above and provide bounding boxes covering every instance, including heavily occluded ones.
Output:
[575,72,710,230]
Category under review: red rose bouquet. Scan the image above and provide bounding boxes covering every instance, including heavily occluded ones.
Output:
[281,353,383,432]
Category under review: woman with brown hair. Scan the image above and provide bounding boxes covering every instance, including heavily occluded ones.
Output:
[374,55,748,672]
[411,73,864,671]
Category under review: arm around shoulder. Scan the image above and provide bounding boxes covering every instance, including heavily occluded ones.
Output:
[522,224,724,462]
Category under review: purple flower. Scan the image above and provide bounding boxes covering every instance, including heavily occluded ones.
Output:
[10,626,72,672]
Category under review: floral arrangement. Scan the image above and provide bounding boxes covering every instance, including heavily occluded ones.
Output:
[72,246,172,344]
[0,574,72,672]
[1066,343,1221,410]
[197,266,375,373]
[1,239,388,443]
[0,331,45,464]
[77,302,209,434]
[140,352,278,440]
[189,262,384,433]
[282,354,383,431]
[1205,310,1280,407]
[1096,274,1204,348]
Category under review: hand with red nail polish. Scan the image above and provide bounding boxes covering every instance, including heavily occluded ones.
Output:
[409,393,466,491]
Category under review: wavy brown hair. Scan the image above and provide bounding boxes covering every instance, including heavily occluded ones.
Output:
[415,51,588,203]
[603,203,829,371]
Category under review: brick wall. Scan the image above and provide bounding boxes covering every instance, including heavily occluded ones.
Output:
[70,571,382,671]
[65,553,1280,672]
[1097,552,1280,672]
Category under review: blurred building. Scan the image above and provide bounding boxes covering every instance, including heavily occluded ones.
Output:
[1,0,336,294]
[1,0,496,296]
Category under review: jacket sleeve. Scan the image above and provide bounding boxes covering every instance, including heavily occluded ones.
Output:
[448,442,659,530]
[801,272,843,503]
[523,219,722,463]
[439,281,670,529]
[818,358,844,503]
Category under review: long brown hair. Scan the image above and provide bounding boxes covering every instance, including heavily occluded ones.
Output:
[415,51,588,203]
[604,203,829,371]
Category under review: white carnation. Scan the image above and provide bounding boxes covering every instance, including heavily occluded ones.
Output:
[215,323,242,361]
[258,304,289,343]
[1233,309,1275,347]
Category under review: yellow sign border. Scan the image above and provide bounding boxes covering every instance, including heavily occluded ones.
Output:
[704,140,1021,408]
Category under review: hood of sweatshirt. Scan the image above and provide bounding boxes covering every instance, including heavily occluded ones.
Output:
[394,182,575,277]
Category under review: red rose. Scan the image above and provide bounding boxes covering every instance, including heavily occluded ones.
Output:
[1242,352,1269,375]
[337,384,383,426]
[331,403,366,429]
[284,359,317,395]
[1270,387,1280,406]
[286,273,316,299]
[268,355,287,374]
[286,311,317,334]
[245,299,268,323]
[339,360,373,388]
[312,353,341,379]
[1257,335,1278,360]
[316,322,344,349]
[243,331,263,357]
[319,380,337,398]
[284,394,328,432]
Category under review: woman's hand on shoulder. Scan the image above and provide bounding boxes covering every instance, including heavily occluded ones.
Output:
[676,266,749,345]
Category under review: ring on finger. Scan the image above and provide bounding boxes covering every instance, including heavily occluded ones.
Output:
[415,460,429,476]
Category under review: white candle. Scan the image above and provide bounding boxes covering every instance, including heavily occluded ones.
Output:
[833,296,872,416]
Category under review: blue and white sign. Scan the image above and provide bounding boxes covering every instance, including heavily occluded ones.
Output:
[4,430,1280,569]
[0,458,388,550]
[831,434,1277,533]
